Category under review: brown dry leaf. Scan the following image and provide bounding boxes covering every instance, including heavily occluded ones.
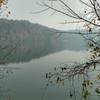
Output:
[0,0,8,7]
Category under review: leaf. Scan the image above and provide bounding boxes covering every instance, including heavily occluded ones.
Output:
[95,88,100,95]
[96,75,100,80]
[93,63,96,69]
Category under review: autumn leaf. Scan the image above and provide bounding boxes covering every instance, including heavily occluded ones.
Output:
[0,0,8,7]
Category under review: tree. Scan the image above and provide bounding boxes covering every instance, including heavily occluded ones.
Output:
[0,0,10,17]
[36,0,100,100]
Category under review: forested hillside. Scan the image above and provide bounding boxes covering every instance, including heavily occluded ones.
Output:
[0,19,86,64]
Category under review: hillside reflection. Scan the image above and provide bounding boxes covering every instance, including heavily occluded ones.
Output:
[0,67,14,100]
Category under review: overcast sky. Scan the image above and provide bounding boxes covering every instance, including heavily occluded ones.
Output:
[3,0,85,30]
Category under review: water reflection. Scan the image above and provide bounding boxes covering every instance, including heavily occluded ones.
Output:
[0,68,13,100]
[0,50,89,100]
[0,65,21,100]
[44,51,100,100]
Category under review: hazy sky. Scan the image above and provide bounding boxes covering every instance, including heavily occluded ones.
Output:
[3,0,85,30]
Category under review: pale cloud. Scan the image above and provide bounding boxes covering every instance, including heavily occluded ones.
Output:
[5,0,85,30]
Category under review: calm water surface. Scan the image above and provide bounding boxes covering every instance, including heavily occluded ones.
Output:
[1,50,99,100]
